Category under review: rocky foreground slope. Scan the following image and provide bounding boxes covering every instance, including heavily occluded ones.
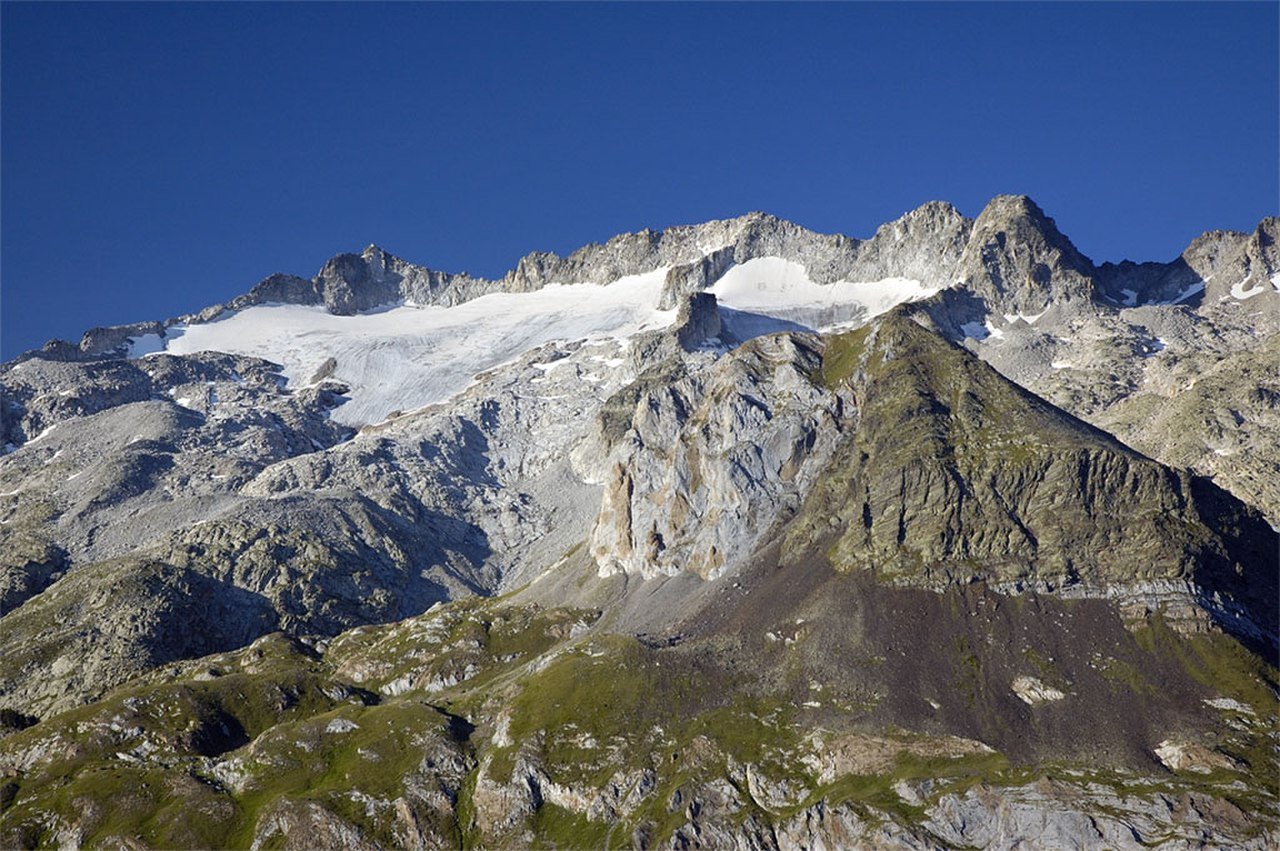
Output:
[1,196,1277,849]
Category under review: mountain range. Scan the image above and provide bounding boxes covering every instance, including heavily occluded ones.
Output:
[1,195,1277,849]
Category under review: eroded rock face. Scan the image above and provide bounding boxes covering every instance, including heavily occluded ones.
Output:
[591,333,849,580]
[1088,336,1280,528]
[12,261,1272,723]
[20,198,1278,538]
[922,780,1264,851]
[1012,675,1066,705]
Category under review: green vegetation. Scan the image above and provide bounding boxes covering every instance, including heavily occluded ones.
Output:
[530,803,612,850]
[818,325,872,390]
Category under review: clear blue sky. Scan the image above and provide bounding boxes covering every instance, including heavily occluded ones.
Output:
[3,2,1277,359]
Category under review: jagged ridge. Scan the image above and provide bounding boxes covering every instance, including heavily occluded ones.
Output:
[28,196,1277,362]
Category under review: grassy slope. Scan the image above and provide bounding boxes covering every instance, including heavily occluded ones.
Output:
[1,577,1275,849]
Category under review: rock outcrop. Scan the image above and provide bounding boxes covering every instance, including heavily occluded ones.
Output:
[591,332,847,579]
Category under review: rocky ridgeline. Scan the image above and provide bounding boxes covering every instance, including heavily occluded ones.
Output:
[586,310,1276,636]
[26,194,1275,365]
[784,317,1278,641]
[1,198,1275,721]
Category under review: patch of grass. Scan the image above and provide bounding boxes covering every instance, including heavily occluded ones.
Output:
[1130,611,1280,804]
[223,699,464,847]
[1,761,240,850]
[530,802,612,850]
[1093,654,1158,698]
[1134,612,1278,714]
[819,326,873,390]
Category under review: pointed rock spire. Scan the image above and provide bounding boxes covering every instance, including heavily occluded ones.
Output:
[956,194,1096,313]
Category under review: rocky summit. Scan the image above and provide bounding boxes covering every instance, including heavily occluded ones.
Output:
[1,195,1277,850]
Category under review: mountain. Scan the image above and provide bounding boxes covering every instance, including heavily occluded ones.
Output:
[1,196,1277,849]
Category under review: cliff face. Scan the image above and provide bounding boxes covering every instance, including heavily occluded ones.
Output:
[584,309,1276,641]
[955,195,1097,313]
[589,332,850,581]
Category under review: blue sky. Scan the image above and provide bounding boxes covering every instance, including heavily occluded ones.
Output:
[2,2,1277,359]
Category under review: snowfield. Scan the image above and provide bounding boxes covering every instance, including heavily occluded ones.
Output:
[163,269,675,426]
[149,257,946,427]
[711,257,937,330]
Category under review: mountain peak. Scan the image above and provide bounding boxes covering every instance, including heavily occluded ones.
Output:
[904,199,965,220]
[974,193,1054,227]
[958,194,1094,311]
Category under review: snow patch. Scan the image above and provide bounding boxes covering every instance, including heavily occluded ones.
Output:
[1163,281,1206,305]
[1231,278,1270,300]
[1119,288,1138,307]
[1050,360,1074,370]
[959,318,1005,342]
[156,257,947,427]
[711,257,938,329]
[126,333,165,358]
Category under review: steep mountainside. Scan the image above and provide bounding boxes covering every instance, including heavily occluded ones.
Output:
[785,317,1274,622]
[1,196,1276,849]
